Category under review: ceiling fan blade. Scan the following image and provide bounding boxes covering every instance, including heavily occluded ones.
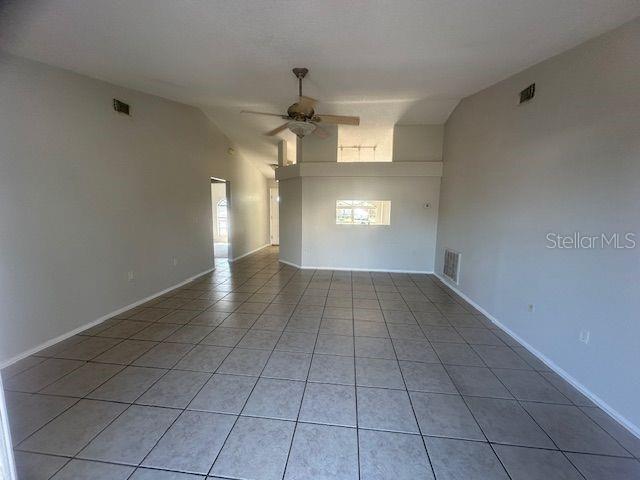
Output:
[315,114,360,126]
[297,96,318,112]
[312,125,330,139]
[265,123,290,136]
[241,110,288,119]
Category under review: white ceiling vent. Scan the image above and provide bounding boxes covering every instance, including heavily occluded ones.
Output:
[443,249,461,284]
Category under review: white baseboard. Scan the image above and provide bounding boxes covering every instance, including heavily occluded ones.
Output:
[0,267,214,369]
[435,273,640,441]
[278,258,302,269]
[277,258,433,274]
[230,243,270,262]
[309,266,434,274]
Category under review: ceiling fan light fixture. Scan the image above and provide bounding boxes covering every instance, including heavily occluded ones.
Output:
[288,121,316,138]
[242,68,360,138]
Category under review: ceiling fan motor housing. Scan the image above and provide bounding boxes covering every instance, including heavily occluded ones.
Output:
[287,104,314,120]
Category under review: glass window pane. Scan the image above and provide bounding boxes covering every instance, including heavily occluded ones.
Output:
[335,200,391,226]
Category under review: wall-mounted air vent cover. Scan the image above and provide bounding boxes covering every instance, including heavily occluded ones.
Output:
[113,99,131,116]
[443,249,461,284]
[519,84,535,104]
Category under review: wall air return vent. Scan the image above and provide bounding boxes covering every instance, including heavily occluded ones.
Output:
[443,249,461,284]
[113,98,131,116]
[519,83,535,104]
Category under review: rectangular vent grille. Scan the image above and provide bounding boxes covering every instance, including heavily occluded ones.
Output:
[443,249,461,284]
[519,83,535,104]
[113,98,131,115]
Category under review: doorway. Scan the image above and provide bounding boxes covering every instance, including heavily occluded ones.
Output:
[270,186,279,245]
[211,178,231,259]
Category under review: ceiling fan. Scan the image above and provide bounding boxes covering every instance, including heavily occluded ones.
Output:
[241,67,360,139]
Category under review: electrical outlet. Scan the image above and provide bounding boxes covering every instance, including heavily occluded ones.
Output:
[527,304,535,313]
[127,271,135,282]
[172,257,178,266]
[579,329,591,345]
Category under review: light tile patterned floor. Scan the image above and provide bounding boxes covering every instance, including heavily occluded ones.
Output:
[3,247,640,479]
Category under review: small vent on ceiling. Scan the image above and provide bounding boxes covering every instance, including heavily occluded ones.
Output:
[443,249,461,284]
[113,99,131,116]
[519,83,535,104]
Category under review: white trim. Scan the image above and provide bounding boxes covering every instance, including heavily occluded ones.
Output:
[230,243,270,262]
[278,258,303,268]
[277,258,433,274]
[305,266,434,274]
[0,377,17,480]
[435,273,640,441]
[0,267,214,369]
[269,187,280,246]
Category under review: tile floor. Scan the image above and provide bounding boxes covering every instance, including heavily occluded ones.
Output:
[3,247,640,479]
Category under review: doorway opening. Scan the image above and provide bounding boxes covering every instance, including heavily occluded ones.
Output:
[270,186,279,245]
[211,178,231,259]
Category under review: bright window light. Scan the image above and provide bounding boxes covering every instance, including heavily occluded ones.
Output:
[217,198,228,236]
[336,200,391,225]
[337,126,393,162]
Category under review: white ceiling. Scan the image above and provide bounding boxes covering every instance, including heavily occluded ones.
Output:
[2,0,639,176]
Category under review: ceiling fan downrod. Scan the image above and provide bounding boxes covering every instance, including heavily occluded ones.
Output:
[292,67,308,96]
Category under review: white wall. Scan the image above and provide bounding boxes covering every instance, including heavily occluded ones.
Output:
[279,122,444,272]
[436,18,640,430]
[0,53,269,364]
[300,124,444,163]
[213,160,269,262]
[297,126,338,163]
[301,175,440,271]
[393,125,444,162]
[278,177,303,266]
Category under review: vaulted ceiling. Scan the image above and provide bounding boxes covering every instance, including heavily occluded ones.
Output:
[2,0,639,175]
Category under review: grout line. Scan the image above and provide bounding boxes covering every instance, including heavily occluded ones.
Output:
[350,273,363,480]
[14,354,185,478]
[280,275,324,480]
[481,362,587,480]
[0,267,217,370]
[207,260,305,479]
[385,275,439,480]
[456,392,515,480]
[433,273,640,442]
[11,283,247,477]
[5,248,638,479]
[133,353,233,474]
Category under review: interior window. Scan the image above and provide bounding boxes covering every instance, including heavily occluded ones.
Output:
[336,200,391,225]
[337,125,393,162]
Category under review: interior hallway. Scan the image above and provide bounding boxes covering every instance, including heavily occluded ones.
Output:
[3,247,639,479]
[214,244,228,259]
